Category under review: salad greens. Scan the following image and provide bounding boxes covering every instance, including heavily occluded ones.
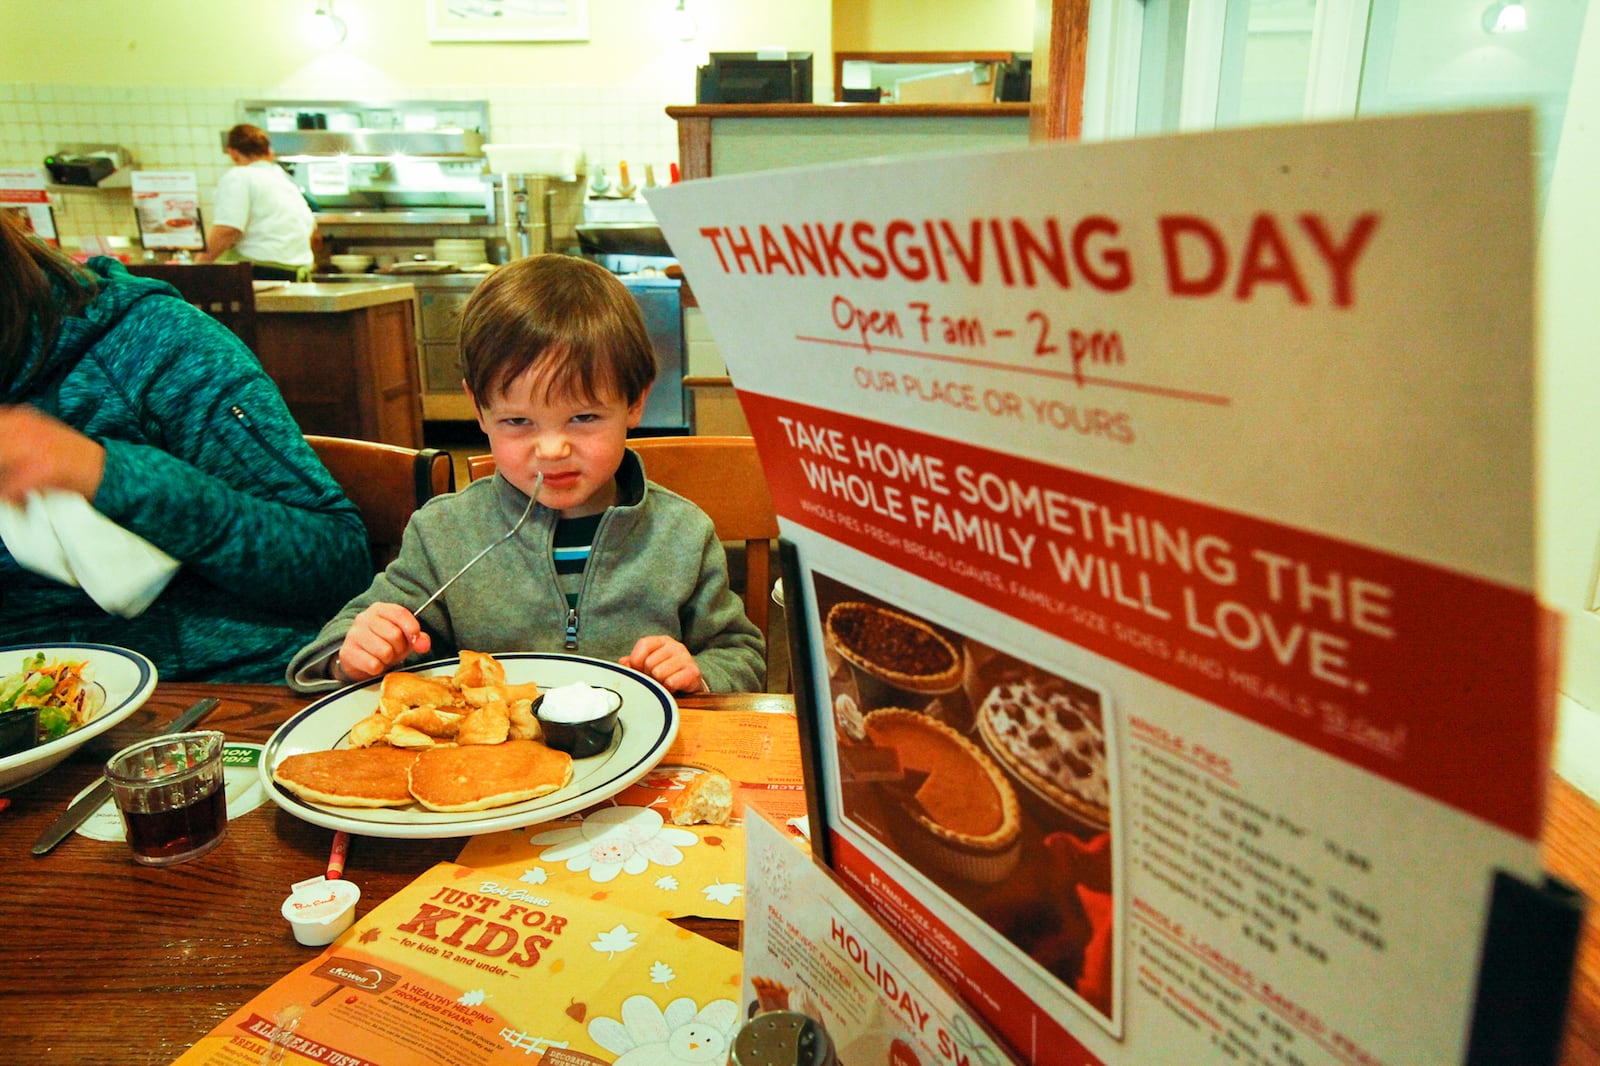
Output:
[0,653,99,745]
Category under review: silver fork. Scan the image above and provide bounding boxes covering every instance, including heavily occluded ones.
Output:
[414,472,542,618]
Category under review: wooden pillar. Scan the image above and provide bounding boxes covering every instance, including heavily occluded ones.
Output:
[1031,0,1091,142]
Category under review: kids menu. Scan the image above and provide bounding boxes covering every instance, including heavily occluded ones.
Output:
[649,110,1573,1065]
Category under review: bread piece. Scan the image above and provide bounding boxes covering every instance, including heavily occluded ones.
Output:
[407,740,574,813]
[273,747,420,807]
[669,771,733,826]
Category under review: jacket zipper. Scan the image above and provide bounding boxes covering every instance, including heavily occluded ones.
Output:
[228,404,320,493]
[561,507,617,650]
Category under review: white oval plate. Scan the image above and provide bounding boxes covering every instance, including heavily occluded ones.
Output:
[259,653,680,838]
[0,643,159,793]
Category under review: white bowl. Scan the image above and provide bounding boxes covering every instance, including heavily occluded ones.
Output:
[330,255,374,274]
[0,644,158,793]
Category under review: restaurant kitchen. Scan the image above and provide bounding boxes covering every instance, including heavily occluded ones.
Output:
[221,97,688,432]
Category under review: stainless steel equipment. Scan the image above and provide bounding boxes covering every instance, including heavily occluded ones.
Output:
[365,268,683,432]
[234,99,518,262]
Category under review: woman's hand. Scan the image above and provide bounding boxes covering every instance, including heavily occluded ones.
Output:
[0,406,106,505]
[334,602,431,682]
[620,635,709,695]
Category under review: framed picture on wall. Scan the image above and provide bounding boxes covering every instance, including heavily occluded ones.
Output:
[425,0,589,42]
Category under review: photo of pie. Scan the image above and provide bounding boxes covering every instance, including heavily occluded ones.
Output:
[825,600,961,709]
[809,570,1122,1028]
[862,708,1022,883]
[976,674,1111,832]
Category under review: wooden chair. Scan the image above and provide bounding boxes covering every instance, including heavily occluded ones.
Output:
[306,434,456,571]
[465,436,781,639]
[126,262,259,352]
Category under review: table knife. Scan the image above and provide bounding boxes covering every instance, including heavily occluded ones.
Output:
[30,697,222,857]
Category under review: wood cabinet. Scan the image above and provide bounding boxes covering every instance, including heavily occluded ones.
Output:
[254,282,423,448]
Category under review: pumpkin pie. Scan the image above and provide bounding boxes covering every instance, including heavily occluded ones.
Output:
[827,602,962,700]
[863,708,1021,882]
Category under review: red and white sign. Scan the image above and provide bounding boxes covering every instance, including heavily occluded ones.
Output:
[0,168,58,243]
[652,110,1555,1066]
[131,170,203,251]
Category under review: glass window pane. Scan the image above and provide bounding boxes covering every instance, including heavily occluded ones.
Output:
[1359,0,1590,199]
[1218,0,1319,127]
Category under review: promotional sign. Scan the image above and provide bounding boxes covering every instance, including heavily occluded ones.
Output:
[0,168,58,243]
[740,806,1020,1066]
[131,170,203,250]
[651,110,1563,1065]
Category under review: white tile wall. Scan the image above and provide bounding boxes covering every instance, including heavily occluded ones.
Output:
[0,82,682,246]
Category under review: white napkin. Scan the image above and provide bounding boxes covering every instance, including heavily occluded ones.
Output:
[0,490,180,618]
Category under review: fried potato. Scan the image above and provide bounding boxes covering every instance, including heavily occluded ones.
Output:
[455,649,505,690]
[351,652,548,755]
[381,671,458,708]
[385,723,442,749]
[348,710,394,749]
[507,698,541,742]
[394,706,462,739]
[457,702,510,746]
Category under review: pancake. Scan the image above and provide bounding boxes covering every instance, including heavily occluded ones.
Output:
[273,747,420,807]
[407,740,574,813]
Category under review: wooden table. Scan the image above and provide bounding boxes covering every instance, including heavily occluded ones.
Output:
[0,683,787,1064]
[0,682,1594,1065]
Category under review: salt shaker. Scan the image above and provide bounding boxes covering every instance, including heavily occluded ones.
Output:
[729,1011,837,1066]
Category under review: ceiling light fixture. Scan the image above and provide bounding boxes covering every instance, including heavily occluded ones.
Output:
[312,1,348,46]
[671,0,698,42]
[1483,1,1528,34]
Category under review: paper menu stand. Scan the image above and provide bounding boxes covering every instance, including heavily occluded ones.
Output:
[651,108,1582,1065]
[739,802,1022,1066]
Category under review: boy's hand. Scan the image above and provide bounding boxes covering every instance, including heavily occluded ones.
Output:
[334,602,431,682]
[620,635,709,695]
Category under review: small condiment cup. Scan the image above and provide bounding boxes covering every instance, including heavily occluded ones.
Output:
[104,730,228,866]
[535,683,623,757]
[282,875,361,946]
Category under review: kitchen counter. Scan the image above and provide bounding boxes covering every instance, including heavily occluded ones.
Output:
[252,279,416,314]
[252,280,423,447]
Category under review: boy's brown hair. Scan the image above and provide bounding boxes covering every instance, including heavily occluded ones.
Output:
[459,254,655,409]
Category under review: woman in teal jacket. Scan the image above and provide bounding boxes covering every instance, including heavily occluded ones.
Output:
[0,216,371,681]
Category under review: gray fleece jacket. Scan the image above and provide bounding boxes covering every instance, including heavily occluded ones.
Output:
[287,449,765,694]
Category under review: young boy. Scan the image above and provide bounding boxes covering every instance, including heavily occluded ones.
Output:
[286,255,766,695]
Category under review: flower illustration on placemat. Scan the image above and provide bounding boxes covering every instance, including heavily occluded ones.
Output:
[589,994,741,1066]
[531,806,699,883]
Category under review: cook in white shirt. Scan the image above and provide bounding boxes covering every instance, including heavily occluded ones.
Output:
[197,123,318,279]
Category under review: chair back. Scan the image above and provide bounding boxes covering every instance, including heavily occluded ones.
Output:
[125,262,259,352]
[306,434,456,571]
[126,260,257,352]
[465,436,780,638]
